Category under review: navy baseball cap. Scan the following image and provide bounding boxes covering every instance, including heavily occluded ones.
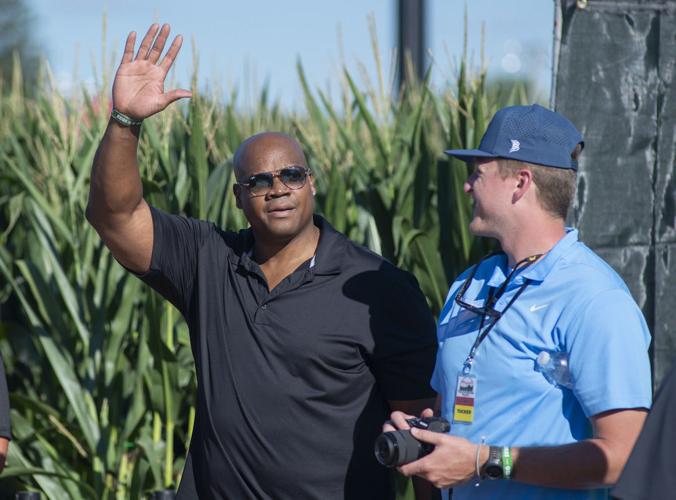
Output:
[445,104,584,170]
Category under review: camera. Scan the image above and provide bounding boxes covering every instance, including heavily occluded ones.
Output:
[374,416,450,467]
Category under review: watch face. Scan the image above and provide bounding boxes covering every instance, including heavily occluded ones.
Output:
[485,463,503,479]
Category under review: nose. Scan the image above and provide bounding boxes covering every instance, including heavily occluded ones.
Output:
[464,173,476,194]
[268,174,290,197]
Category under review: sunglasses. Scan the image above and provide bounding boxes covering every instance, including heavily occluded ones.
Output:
[236,166,311,197]
[454,253,542,320]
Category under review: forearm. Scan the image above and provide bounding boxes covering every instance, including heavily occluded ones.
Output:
[511,437,636,488]
[86,119,144,227]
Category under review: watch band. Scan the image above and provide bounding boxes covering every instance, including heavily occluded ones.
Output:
[484,446,503,479]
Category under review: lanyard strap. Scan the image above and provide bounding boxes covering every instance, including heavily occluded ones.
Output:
[463,280,531,373]
[461,253,541,374]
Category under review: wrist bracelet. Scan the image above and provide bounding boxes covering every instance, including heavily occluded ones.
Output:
[111,108,143,127]
[501,446,513,479]
[474,436,486,486]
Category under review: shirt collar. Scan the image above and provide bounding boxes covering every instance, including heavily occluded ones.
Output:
[233,214,345,275]
[243,247,316,268]
[307,214,345,275]
[486,228,579,287]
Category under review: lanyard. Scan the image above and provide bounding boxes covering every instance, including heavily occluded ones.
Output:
[461,254,541,374]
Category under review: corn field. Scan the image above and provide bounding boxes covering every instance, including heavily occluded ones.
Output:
[0,38,535,498]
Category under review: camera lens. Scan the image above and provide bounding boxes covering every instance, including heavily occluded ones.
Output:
[374,430,426,467]
[374,432,398,467]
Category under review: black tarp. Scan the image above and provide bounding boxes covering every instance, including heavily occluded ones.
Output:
[554,0,676,387]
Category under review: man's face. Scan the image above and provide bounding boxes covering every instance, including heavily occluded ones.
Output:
[233,134,316,243]
[463,158,514,238]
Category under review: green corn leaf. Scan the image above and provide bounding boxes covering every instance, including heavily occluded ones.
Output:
[0,254,101,453]
[187,94,208,220]
[3,152,74,246]
[30,202,91,348]
[344,69,391,164]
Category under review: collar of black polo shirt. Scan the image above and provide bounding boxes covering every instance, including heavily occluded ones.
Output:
[232,214,346,278]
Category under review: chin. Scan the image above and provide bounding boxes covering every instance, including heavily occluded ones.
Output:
[468,220,496,239]
[468,219,484,236]
[261,215,311,241]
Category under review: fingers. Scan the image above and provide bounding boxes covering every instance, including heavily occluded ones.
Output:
[128,23,183,74]
[135,23,161,60]
[390,410,414,430]
[147,24,171,64]
[421,408,435,418]
[159,35,184,73]
[410,428,445,445]
[122,31,136,64]
[162,88,193,107]
[399,455,430,478]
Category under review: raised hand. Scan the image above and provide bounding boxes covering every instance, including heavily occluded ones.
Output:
[112,23,192,120]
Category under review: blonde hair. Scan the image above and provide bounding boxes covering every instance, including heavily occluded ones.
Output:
[497,144,581,219]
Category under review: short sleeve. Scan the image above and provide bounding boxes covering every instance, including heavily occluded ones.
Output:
[370,267,438,401]
[135,206,214,316]
[0,354,11,439]
[565,289,652,417]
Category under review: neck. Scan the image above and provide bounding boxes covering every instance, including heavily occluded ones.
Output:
[252,222,320,267]
[499,220,566,268]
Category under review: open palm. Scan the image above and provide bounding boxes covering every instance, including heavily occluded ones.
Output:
[112,24,192,120]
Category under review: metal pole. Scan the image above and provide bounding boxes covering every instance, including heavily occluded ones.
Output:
[398,0,426,86]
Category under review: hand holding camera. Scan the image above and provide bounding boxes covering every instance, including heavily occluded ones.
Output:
[375,416,451,467]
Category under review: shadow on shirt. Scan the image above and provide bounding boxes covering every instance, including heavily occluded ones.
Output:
[341,265,437,499]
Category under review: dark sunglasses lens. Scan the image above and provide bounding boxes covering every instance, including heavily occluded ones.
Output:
[279,167,307,188]
[279,167,306,189]
[248,173,274,195]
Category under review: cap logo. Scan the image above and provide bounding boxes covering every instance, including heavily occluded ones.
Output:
[509,140,520,153]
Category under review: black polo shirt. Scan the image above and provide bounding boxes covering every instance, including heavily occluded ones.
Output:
[139,206,437,499]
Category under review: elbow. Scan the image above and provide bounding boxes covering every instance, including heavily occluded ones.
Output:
[596,439,639,487]
[85,198,111,234]
[603,449,632,486]
[85,202,100,230]
[592,408,647,487]
[85,203,94,224]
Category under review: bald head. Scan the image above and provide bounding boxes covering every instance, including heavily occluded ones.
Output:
[232,131,317,245]
[233,132,307,180]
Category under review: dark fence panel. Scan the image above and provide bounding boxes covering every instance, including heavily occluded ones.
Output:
[554,0,676,387]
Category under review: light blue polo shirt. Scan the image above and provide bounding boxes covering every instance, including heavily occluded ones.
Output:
[431,229,652,500]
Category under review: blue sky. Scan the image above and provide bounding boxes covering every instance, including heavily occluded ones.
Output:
[27,0,554,108]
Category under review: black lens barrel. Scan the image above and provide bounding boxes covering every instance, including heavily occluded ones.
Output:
[374,417,450,468]
[374,429,427,467]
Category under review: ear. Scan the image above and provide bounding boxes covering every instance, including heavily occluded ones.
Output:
[512,168,533,203]
[308,173,317,196]
[233,184,243,209]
